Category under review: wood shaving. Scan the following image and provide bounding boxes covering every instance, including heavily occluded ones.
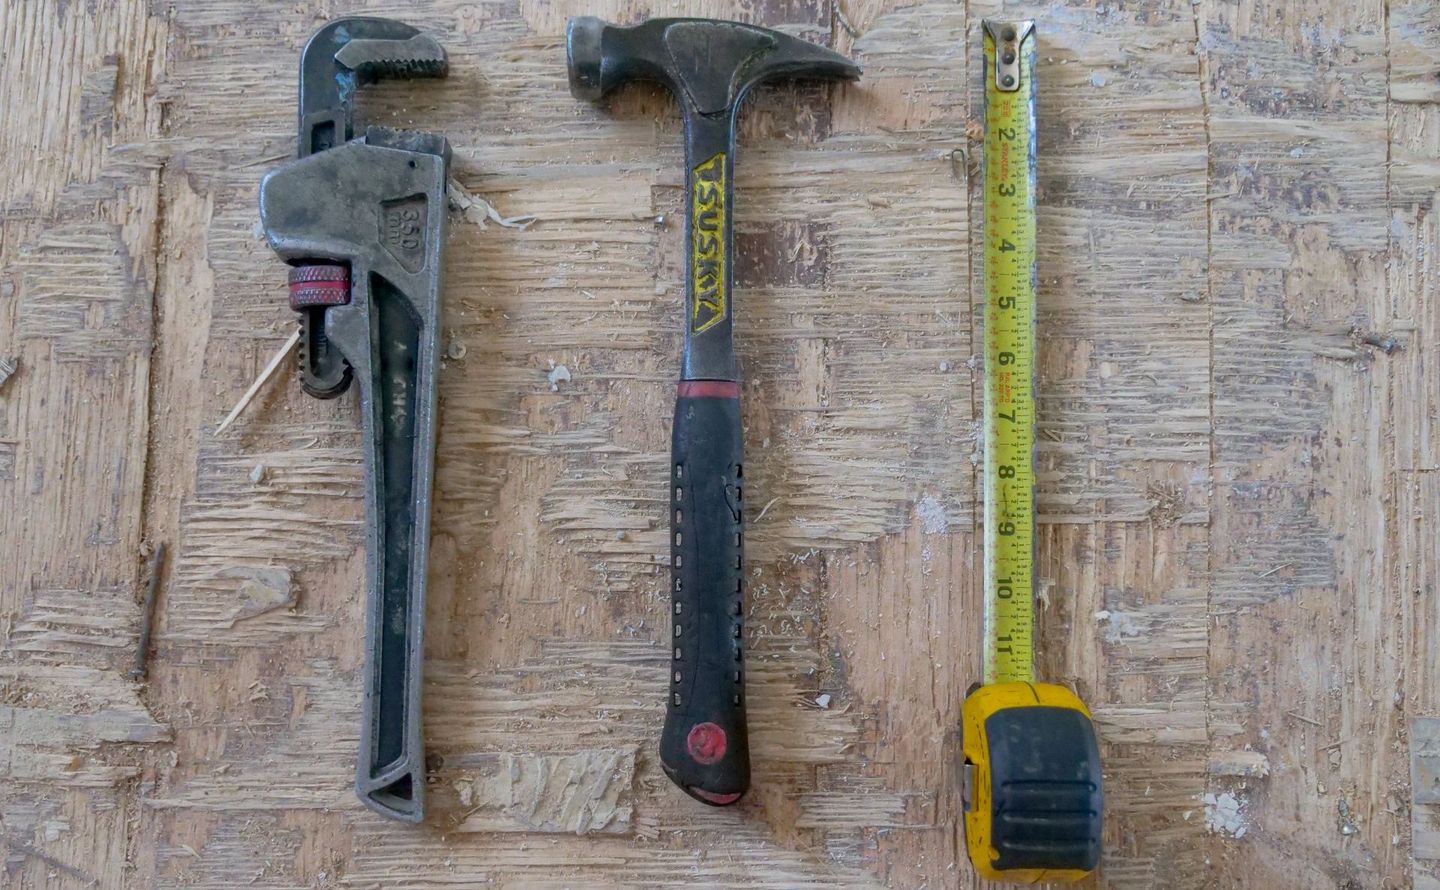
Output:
[447,179,536,230]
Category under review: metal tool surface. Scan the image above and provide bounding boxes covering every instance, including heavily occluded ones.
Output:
[567,15,859,806]
[258,17,450,822]
[961,21,1102,882]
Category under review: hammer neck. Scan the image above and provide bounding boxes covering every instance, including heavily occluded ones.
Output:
[679,112,739,382]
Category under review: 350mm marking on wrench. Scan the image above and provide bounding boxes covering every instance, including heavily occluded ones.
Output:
[982,20,1038,686]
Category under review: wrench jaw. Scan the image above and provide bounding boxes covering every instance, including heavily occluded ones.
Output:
[297,17,449,158]
[290,18,449,403]
[262,33,451,818]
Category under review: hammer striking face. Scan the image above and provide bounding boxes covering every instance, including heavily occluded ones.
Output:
[567,16,859,806]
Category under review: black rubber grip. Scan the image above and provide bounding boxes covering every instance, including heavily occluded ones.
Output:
[986,706,1103,871]
[660,392,749,804]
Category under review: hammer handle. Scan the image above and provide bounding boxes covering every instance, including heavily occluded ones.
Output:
[661,382,750,803]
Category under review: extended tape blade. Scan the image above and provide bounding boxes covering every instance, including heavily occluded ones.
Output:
[981,20,1038,685]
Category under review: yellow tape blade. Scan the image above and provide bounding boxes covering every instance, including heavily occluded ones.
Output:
[982,21,1037,685]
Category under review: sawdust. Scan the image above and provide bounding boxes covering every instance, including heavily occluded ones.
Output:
[547,362,571,391]
[1202,791,1249,838]
[0,675,102,715]
[916,493,948,535]
[1146,482,1185,527]
[1209,750,1271,778]
[1094,609,1145,644]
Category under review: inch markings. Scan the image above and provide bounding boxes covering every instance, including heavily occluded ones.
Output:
[982,21,1038,685]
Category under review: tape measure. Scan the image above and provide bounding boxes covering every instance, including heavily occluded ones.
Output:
[961,20,1104,884]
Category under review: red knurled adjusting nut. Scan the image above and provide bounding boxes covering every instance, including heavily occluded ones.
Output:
[685,722,727,765]
[288,264,350,310]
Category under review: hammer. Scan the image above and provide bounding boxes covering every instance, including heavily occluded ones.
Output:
[567,17,860,805]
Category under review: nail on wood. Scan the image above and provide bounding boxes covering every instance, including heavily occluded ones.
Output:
[131,543,167,681]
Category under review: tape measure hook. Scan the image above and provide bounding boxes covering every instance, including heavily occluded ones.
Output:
[983,20,1035,92]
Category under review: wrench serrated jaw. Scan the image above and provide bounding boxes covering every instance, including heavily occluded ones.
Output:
[335,34,448,81]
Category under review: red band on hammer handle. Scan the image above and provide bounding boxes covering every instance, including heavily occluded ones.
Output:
[677,380,740,399]
[288,264,350,310]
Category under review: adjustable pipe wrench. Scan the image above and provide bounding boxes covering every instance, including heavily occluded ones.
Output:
[258,17,450,822]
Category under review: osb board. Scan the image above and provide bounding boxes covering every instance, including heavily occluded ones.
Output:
[0,0,1436,887]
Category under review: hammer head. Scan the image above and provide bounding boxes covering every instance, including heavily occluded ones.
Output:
[567,17,859,116]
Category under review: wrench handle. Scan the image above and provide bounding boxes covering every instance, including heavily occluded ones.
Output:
[353,274,435,822]
[660,381,749,804]
[260,133,449,824]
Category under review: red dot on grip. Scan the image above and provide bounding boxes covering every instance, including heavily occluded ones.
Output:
[685,722,728,765]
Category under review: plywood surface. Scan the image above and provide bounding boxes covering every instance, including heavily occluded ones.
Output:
[1,0,1437,887]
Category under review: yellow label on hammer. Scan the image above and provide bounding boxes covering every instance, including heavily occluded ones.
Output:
[691,152,727,334]
[982,22,1038,685]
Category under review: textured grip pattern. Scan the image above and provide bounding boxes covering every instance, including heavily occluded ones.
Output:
[288,263,350,309]
[661,391,749,804]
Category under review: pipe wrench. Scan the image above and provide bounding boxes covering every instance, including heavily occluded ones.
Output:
[258,17,450,822]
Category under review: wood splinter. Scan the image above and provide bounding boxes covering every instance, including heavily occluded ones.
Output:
[214,329,300,436]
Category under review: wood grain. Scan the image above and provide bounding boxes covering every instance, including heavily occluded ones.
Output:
[1,0,1436,887]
